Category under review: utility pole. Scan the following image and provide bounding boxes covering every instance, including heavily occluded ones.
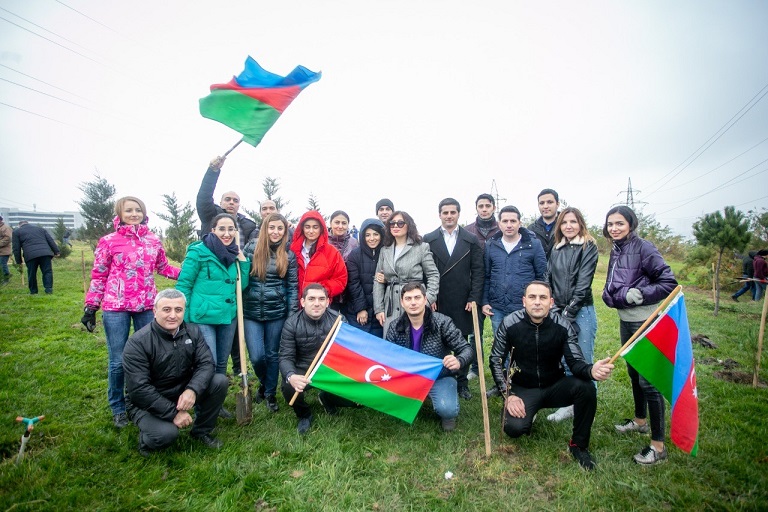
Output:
[491,179,506,207]
[616,178,646,210]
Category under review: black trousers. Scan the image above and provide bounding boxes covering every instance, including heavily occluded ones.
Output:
[130,373,229,451]
[26,256,53,294]
[503,376,597,448]
[280,380,356,419]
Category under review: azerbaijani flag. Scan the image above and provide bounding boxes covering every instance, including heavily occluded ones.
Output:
[308,323,444,424]
[621,293,699,455]
[199,56,321,147]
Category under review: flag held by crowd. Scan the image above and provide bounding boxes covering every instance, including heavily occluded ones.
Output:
[199,56,321,147]
[621,293,699,455]
[308,323,444,424]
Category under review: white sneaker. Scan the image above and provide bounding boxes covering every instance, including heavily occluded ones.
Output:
[547,405,574,422]
[467,369,478,380]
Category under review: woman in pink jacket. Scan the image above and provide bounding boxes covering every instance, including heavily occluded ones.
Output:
[81,196,180,429]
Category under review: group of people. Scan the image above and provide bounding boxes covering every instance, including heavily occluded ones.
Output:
[77,154,683,471]
[732,249,768,302]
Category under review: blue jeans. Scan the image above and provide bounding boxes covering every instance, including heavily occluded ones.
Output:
[428,376,460,420]
[732,276,754,299]
[195,320,237,375]
[564,306,597,388]
[0,255,9,278]
[102,310,154,415]
[243,318,285,396]
[489,307,513,338]
[344,312,384,338]
[755,282,767,301]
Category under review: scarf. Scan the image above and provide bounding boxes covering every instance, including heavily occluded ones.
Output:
[328,233,350,254]
[202,232,239,267]
[475,215,498,239]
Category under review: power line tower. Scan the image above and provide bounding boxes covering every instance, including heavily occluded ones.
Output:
[616,177,647,210]
[491,179,506,207]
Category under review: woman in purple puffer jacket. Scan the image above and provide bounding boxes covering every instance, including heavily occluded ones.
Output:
[602,205,677,466]
[82,196,180,429]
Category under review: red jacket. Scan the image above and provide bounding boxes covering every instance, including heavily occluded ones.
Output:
[290,210,347,300]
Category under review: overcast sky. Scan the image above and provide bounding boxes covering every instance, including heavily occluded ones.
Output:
[1,1,767,237]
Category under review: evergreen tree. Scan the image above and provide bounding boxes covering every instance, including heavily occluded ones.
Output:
[693,206,751,316]
[155,193,197,263]
[53,217,72,259]
[243,176,296,227]
[77,174,116,248]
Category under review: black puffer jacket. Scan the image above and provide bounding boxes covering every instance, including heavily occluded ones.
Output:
[344,218,385,317]
[489,310,593,391]
[12,223,59,263]
[123,321,214,422]
[242,241,299,322]
[279,308,344,378]
[386,308,473,379]
[547,236,598,319]
[196,167,258,239]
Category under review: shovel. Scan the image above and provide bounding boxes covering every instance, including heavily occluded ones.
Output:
[234,261,252,425]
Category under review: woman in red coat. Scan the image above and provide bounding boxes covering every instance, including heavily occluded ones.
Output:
[290,210,347,304]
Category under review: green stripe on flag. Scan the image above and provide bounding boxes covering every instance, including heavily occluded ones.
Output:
[199,90,282,146]
[311,365,425,424]
[623,338,675,400]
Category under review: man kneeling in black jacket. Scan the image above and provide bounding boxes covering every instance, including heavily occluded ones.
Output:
[123,289,228,456]
[489,281,614,470]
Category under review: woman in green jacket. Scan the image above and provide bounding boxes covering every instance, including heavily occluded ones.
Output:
[176,213,250,376]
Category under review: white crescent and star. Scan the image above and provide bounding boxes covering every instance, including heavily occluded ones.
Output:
[364,365,392,383]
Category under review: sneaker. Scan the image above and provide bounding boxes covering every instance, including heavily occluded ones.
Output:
[569,443,596,471]
[265,394,279,413]
[614,418,650,434]
[254,385,266,404]
[192,433,223,449]
[318,392,338,415]
[731,295,739,302]
[458,386,472,400]
[634,445,667,465]
[441,418,457,432]
[467,369,478,380]
[113,412,129,429]
[486,386,501,398]
[297,416,312,435]
[547,405,574,422]
[138,442,151,458]
[218,407,234,420]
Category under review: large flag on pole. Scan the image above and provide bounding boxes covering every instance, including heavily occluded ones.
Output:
[621,293,699,455]
[199,56,321,146]
[308,323,444,424]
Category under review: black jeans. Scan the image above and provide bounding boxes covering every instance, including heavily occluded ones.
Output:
[503,376,597,449]
[620,320,666,442]
[130,373,229,451]
[280,380,355,419]
[26,256,53,294]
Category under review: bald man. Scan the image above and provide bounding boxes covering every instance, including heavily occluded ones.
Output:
[196,155,258,247]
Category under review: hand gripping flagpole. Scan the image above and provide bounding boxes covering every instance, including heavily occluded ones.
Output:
[288,315,342,406]
[609,285,683,364]
[471,302,492,456]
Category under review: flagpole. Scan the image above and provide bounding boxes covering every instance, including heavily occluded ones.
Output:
[753,287,768,388]
[609,285,683,364]
[223,138,243,157]
[288,315,342,406]
[471,302,492,456]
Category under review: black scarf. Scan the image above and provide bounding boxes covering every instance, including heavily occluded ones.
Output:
[202,233,239,267]
[475,216,498,239]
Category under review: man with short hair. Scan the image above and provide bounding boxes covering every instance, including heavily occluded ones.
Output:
[528,188,560,258]
[123,289,228,456]
[464,193,500,246]
[12,220,60,294]
[279,283,352,434]
[423,198,484,399]
[0,215,12,284]
[489,281,614,470]
[386,282,473,432]
[375,199,395,224]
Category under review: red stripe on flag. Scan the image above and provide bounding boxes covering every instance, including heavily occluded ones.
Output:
[321,343,437,402]
[210,79,301,112]
[670,366,699,455]
[644,315,678,364]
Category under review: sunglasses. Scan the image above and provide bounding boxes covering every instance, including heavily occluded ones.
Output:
[388,220,407,228]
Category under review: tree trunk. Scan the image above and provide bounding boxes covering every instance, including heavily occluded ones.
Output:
[714,249,723,316]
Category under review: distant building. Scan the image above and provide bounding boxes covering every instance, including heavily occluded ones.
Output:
[0,207,83,230]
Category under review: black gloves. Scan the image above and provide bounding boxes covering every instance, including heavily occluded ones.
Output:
[81,307,97,332]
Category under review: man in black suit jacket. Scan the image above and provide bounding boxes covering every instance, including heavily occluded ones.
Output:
[423,198,485,399]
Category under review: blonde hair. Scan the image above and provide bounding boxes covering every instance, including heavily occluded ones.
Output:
[114,196,147,222]
[251,213,289,281]
[553,207,595,247]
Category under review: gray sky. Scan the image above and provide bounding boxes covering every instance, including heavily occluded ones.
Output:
[1,1,767,237]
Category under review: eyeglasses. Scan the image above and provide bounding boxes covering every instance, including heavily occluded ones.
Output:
[388,220,406,228]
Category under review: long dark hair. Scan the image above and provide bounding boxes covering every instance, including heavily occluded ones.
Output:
[602,206,638,239]
[383,210,421,246]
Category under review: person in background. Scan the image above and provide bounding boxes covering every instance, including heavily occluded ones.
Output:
[754,249,768,301]
[527,188,560,259]
[344,218,386,337]
[602,205,678,465]
[731,251,756,302]
[546,207,599,422]
[12,220,60,295]
[81,196,180,429]
[375,198,395,224]
[242,213,299,412]
[0,215,11,285]
[327,210,359,261]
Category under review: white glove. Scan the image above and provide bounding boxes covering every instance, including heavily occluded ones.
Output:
[626,288,644,305]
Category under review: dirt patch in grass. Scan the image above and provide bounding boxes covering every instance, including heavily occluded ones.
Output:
[713,370,766,387]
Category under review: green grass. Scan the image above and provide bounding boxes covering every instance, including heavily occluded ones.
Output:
[1,245,766,511]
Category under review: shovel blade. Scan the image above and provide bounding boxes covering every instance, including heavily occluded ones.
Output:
[236,389,252,425]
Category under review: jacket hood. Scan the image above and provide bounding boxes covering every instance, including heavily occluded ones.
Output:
[290,210,328,253]
[360,218,385,239]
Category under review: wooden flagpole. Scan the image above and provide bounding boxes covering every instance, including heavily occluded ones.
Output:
[471,302,492,456]
[753,288,768,388]
[288,315,342,406]
[609,285,683,364]
[81,250,87,293]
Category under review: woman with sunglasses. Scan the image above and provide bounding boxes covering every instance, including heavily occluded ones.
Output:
[373,211,440,334]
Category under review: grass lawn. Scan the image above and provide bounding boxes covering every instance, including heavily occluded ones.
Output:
[1,244,766,511]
